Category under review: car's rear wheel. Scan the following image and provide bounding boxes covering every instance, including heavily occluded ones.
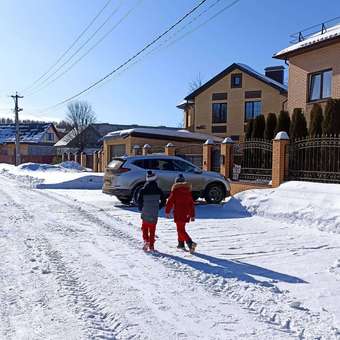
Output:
[132,183,144,206]
[117,197,131,205]
[204,183,225,204]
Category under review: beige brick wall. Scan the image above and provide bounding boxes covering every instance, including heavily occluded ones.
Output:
[191,67,286,138]
[287,41,340,122]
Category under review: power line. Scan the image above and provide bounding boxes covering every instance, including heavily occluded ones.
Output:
[22,0,113,93]
[35,0,210,113]
[27,0,142,97]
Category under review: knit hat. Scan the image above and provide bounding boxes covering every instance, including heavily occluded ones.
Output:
[175,174,185,183]
[146,170,157,182]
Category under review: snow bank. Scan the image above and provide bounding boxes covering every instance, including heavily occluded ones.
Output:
[0,162,103,189]
[235,181,340,234]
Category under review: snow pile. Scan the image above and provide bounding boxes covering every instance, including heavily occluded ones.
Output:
[0,162,103,189]
[18,161,89,172]
[235,181,340,234]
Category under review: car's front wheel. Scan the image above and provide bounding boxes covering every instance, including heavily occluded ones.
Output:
[204,183,225,204]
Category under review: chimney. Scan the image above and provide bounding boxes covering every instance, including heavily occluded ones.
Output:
[265,66,284,84]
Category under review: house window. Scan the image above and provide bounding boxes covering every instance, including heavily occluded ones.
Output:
[231,73,242,88]
[245,101,262,121]
[47,132,54,141]
[212,103,227,123]
[212,125,227,133]
[110,144,126,159]
[309,69,332,101]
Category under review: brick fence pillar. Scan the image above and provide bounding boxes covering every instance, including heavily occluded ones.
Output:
[74,152,79,164]
[143,144,152,156]
[101,151,105,171]
[132,145,141,156]
[67,152,71,161]
[272,131,289,187]
[80,152,86,168]
[61,153,65,162]
[202,139,214,171]
[93,151,98,172]
[220,137,234,178]
[165,143,175,156]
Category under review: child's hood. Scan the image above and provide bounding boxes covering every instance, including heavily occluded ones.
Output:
[171,182,192,192]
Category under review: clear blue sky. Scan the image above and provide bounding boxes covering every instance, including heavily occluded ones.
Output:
[0,0,339,126]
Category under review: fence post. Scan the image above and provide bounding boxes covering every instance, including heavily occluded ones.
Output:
[220,137,234,179]
[143,144,151,155]
[132,144,141,156]
[80,152,86,168]
[61,152,65,162]
[203,139,214,171]
[67,152,71,161]
[93,151,98,172]
[272,132,289,187]
[165,143,175,156]
[101,150,105,171]
[74,152,79,164]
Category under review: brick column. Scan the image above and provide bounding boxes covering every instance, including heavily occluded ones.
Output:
[61,153,65,162]
[220,137,234,178]
[67,152,71,161]
[74,153,79,164]
[143,144,151,155]
[93,151,98,172]
[132,145,141,156]
[101,151,105,171]
[165,143,175,156]
[272,132,289,188]
[80,152,86,168]
[202,139,214,171]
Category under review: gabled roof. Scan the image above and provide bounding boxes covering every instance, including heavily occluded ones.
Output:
[184,63,287,101]
[54,123,179,147]
[104,128,223,143]
[0,123,57,144]
[274,23,340,59]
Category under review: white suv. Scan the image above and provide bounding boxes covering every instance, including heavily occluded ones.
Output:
[103,155,231,205]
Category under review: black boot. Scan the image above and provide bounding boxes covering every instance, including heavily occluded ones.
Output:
[177,241,185,249]
[186,240,197,254]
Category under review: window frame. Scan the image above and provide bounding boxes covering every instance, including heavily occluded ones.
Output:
[244,100,262,122]
[231,73,242,88]
[212,102,227,124]
[308,69,332,102]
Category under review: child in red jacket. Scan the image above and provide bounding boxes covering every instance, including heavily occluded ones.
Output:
[165,174,197,253]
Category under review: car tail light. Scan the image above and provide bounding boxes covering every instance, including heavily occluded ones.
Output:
[117,167,130,173]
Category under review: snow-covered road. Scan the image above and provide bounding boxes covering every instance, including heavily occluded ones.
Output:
[0,174,339,339]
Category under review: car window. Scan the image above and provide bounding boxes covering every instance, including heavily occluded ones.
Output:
[158,159,176,171]
[174,159,196,172]
[108,159,124,170]
[147,159,160,170]
[132,159,147,169]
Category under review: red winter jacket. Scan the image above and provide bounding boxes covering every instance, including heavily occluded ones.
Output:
[165,182,195,223]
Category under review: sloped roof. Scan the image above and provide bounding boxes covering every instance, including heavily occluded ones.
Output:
[0,123,55,144]
[55,123,179,147]
[104,128,223,143]
[274,23,340,59]
[184,63,287,101]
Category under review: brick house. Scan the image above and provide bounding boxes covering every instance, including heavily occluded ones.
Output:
[274,22,340,122]
[0,123,60,164]
[177,63,287,140]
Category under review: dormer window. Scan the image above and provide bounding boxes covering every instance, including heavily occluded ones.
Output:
[231,73,242,88]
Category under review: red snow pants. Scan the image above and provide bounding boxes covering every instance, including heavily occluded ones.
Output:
[141,220,156,246]
[176,222,192,242]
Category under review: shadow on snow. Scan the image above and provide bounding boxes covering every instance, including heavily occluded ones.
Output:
[154,251,307,287]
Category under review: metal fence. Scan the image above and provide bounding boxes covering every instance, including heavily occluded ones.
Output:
[287,136,340,183]
[234,139,273,182]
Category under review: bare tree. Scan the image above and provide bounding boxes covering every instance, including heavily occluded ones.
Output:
[188,72,203,93]
[65,100,96,151]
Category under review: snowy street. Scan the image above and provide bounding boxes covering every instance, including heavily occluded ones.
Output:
[1,169,340,339]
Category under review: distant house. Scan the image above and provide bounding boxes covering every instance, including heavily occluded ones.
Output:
[274,21,340,121]
[177,63,288,140]
[54,123,178,156]
[0,123,60,165]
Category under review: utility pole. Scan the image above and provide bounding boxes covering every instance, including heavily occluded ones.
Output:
[11,92,23,166]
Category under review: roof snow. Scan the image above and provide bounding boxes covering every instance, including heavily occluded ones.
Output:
[104,128,223,143]
[0,123,53,144]
[274,23,340,58]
